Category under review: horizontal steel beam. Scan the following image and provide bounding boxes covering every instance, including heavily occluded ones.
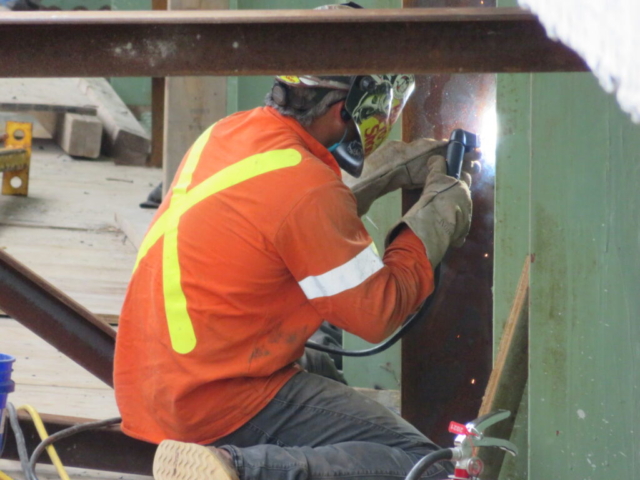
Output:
[0,8,587,77]
[2,412,154,475]
[0,249,116,386]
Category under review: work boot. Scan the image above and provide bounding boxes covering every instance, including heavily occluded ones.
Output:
[153,440,240,480]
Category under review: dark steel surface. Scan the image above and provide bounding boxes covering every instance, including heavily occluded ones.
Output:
[0,9,587,77]
[0,248,116,387]
[401,0,494,449]
[2,412,155,475]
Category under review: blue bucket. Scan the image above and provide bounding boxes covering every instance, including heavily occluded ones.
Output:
[0,353,15,457]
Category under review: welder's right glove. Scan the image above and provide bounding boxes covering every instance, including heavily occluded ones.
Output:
[385,155,472,268]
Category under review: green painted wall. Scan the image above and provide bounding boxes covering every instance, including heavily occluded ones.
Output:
[528,72,640,480]
[495,25,640,480]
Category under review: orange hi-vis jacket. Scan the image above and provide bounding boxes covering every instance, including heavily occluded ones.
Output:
[114,107,434,445]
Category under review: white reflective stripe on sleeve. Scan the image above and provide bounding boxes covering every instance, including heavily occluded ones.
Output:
[298,243,384,300]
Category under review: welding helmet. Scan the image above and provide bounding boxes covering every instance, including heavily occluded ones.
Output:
[273,74,415,178]
[271,2,416,177]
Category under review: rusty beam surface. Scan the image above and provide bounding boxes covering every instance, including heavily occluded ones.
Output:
[401,0,495,447]
[0,249,116,386]
[2,412,155,475]
[0,8,587,77]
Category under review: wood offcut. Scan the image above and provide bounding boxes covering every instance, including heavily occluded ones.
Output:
[476,255,530,478]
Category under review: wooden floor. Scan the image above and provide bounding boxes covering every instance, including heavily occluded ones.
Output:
[0,140,160,480]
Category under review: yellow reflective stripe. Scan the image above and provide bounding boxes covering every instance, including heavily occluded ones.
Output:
[162,213,195,354]
[173,124,215,197]
[133,148,303,354]
[135,148,303,271]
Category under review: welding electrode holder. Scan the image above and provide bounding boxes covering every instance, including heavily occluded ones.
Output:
[446,129,481,180]
[304,129,481,358]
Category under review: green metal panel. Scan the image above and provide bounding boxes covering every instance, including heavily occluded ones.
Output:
[494,72,531,480]
[496,68,640,478]
[41,0,110,7]
[528,72,640,479]
[494,0,531,473]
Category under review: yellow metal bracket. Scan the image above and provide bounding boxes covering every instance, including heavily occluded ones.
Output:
[1,122,32,196]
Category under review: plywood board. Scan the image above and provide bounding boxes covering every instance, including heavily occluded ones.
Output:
[0,141,162,231]
[0,78,97,115]
[0,319,117,418]
[0,226,135,316]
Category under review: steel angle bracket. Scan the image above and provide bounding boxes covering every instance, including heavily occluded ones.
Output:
[1,121,32,196]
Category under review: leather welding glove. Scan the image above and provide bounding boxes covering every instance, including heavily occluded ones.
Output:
[346,138,480,217]
[385,155,472,268]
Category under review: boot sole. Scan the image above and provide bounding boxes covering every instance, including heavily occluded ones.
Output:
[153,440,239,480]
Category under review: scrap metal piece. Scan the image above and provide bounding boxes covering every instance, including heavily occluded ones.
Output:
[1,121,32,196]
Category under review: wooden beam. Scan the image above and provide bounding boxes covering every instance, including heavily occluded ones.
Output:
[149,0,167,168]
[477,255,530,478]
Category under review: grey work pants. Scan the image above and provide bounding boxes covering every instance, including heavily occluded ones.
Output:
[212,371,453,480]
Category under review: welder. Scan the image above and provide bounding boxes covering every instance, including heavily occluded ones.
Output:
[114,6,476,480]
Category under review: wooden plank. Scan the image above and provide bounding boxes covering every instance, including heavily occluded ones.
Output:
[76,78,151,166]
[476,255,530,479]
[479,255,530,416]
[0,78,97,115]
[0,319,117,418]
[149,0,167,169]
[150,78,165,168]
[114,208,155,251]
[0,141,162,231]
[0,226,136,316]
[162,0,228,193]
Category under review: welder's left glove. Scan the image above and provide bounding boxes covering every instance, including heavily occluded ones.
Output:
[345,138,480,217]
[385,155,472,268]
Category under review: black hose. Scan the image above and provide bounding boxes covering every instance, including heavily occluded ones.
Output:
[28,417,121,475]
[305,266,440,357]
[7,403,37,480]
[405,448,454,480]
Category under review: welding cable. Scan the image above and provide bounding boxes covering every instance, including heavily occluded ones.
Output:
[28,417,121,475]
[305,267,441,357]
[404,448,454,480]
[18,405,69,480]
[5,403,36,480]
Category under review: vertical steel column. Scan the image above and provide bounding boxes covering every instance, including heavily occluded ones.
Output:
[0,249,116,386]
[402,0,495,447]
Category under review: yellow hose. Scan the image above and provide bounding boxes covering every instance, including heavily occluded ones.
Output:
[18,405,70,480]
[0,470,15,480]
